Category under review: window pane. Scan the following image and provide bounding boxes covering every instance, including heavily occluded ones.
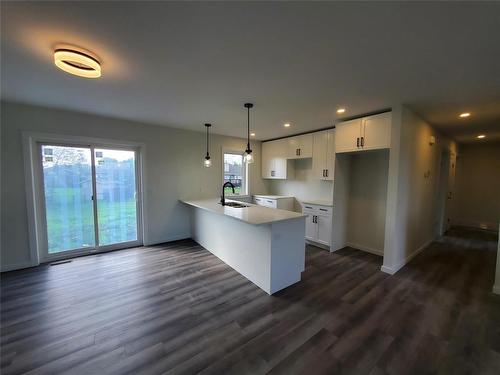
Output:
[95,149,138,246]
[223,153,245,195]
[41,145,95,253]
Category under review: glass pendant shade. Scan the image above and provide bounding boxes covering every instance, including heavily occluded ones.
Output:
[244,148,254,164]
[204,156,212,168]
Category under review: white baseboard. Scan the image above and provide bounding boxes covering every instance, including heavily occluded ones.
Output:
[346,242,383,256]
[380,237,434,275]
[1,261,38,273]
[493,285,500,295]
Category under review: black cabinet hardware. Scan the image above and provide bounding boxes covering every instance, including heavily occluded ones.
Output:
[361,137,364,147]
[325,169,329,177]
[305,206,313,209]
[357,137,360,147]
[319,208,328,212]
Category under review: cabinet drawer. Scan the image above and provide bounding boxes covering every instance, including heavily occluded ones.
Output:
[263,199,278,208]
[302,204,332,216]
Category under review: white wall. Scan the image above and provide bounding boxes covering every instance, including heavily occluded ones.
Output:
[454,141,500,231]
[267,158,333,211]
[382,105,458,274]
[346,151,389,255]
[1,101,268,270]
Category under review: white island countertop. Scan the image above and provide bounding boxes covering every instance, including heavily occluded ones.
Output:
[182,198,305,225]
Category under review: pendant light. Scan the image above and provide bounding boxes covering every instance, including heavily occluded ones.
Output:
[203,123,212,167]
[244,103,254,164]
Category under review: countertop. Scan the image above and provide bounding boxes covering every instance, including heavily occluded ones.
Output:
[300,199,333,207]
[182,198,306,225]
[253,195,294,200]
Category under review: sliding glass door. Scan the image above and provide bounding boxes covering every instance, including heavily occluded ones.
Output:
[39,143,141,260]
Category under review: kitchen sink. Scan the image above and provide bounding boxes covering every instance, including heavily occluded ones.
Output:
[222,202,250,208]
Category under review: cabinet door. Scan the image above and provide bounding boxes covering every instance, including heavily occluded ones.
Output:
[287,134,313,159]
[324,130,335,181]
[312,131,328,179]
[305,213,317,241]
[316,214,332,246]
[297,134,313,158]
[261,142,273,178]
[272,139,291,179]
[362,112,391,150]
[335,118,362,153]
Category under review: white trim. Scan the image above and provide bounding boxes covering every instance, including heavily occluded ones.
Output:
[380,237,434,275]
[221,147,249,196]
[346,242,383,256]
[493,285,500,295]
[22,131,147,265]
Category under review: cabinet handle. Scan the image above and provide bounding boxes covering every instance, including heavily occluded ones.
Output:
[325,169,328,177]
[267,200,273,203]
[319,208,328,212]
[361,137,364,147]
[313,215,317,223]
[357,137,360,148]
[296,148,299,156]
[299,148,301,156]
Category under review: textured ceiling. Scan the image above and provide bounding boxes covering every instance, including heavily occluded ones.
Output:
[1,1,499,142]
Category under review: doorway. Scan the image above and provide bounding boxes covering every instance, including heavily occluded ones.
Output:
[36,142,142,261]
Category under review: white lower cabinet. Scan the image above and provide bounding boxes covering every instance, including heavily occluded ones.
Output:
[302,204,332,247]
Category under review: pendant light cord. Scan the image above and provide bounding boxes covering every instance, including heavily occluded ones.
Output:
[247,106,250,150]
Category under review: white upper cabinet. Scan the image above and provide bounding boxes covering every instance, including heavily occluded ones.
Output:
[312,130,335,180]
[335,112,391,153]
[335,118,362,153]
[362,112,392,150]
[261,139,294,179]
[287,134,313,159]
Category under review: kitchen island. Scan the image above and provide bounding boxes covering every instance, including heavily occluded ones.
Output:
[182,198,306,294]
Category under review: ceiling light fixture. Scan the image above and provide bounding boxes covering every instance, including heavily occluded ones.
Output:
[477,134,486,139]
[459,112,471,118]
[337,108,346,114]
[244,103,254,164]
[54,48,101,78]
[250,132,256,137]
[284,123,291,128]
[203,123,212,167]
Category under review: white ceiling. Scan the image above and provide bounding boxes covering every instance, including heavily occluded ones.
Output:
[1,1,500,142]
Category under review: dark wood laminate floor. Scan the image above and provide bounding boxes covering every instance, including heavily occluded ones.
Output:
[1,227,500,375]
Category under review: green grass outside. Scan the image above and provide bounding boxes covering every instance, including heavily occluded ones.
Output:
[45,187,137,253]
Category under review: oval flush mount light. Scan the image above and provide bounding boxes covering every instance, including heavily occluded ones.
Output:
[54,49,101,78]
[459,112,471,118]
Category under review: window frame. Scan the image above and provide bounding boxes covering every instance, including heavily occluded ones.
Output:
[221,148,249,197]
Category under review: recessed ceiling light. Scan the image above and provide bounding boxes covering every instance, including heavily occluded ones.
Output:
[337,108,346,114]
[477,134,485,139]
[54,48,101,78]
[250,132,256,137]
[284,123,291,128]
[459,112,471,118]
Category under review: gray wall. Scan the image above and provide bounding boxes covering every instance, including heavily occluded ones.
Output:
[455,141,500,231]
[1,101,268,270]
[346,151,389,255]
[383,105,458,273]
